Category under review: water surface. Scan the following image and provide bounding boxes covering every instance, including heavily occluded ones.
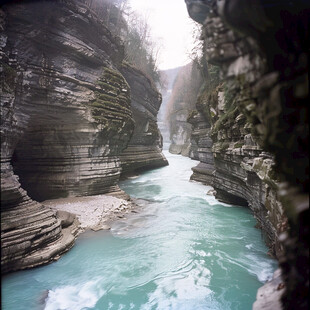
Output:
[1,151,277,310]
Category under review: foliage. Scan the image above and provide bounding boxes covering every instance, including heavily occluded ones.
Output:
[187,22,205,71]
[123,10,162,86]
[2,63,17,92]
[82,0,128,32]
[82,1,161,86]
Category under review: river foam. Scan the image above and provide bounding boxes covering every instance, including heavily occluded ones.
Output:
[45,279,105,310]
[2,151,277,310]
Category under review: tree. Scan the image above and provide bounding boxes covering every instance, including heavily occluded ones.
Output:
[123,10,162,86]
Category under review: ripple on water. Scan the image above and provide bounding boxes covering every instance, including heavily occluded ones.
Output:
[1,152,277,310]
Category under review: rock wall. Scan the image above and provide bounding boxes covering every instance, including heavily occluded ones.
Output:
[119,62,168,174]
[187,21,285,257]
[185,0,309,309]
[1,0,164,273]
[158,66,182,145]
[187,65,219,184]
[166,62,203,156]
[188,109,214,184]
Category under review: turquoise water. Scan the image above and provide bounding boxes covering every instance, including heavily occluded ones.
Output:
[1,151,277,310]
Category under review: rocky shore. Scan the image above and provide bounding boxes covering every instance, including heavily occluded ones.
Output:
[43,194,137,233]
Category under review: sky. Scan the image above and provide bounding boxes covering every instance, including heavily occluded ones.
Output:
[128,0,197,70]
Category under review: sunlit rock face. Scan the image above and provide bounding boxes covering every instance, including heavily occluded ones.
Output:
[119,63,168,174]
[186,0,309,309]
[1,0,134,272]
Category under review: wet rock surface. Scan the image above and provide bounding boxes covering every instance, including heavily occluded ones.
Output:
[187,16,285,258]
[253,269,284,310]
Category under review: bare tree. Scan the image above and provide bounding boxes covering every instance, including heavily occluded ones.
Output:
[123,10,162,85]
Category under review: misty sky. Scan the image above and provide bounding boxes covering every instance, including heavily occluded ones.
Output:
[128,0,197,70]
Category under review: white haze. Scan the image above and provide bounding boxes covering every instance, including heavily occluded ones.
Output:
[128,0,197,70]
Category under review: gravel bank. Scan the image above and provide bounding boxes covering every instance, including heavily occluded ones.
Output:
[42,195,135,232]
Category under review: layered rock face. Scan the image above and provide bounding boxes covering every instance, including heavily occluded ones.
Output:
[188,111,214,185]
[157,66,182,145]
[187,66,219,184]
[119,63,168,174]
[187,20,285,257]
[186,0,309,309]
[166,62,203,156]
[1,0,135,272]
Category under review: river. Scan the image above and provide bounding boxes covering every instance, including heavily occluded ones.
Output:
[1,151,277,310]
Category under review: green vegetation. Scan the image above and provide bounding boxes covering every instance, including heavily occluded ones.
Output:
[123,10,161,86]
[211,105,239,138]
[187,110,198,122]
[88,68,133,134]
[233,141,244,149]
[2,63,17,92]
[215,141,230,152]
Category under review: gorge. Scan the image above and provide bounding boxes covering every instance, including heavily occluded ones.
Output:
[1,0,309,309]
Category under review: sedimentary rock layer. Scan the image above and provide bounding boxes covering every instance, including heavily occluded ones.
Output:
[188,109,215,183]
[119,62,168,174]
[186,0,309,309]
[167,62,203,156]
[187,3,286,259]
[158,67,182,144]
[1,0,134,272]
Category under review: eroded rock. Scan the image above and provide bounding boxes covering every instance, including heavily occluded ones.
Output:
[119,62,168,173]
[185,0,309,309]
[167,62,204,156]
[1,0,134,273]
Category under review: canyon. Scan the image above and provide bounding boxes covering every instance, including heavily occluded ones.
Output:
[1,0,308,309]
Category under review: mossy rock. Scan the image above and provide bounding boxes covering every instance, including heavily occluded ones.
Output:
[211,105,239,138]
[2,63,17,92]
[87,66,133,131]
[233,141,244,149]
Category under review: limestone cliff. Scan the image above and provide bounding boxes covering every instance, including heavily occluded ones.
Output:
[1,0,134,273]
[166,62,203,156]
[0,0,165,273]
[190,67,285,259]
[186,21,285,259]
[187,65,218,183]
[158,66,182,145]
[186,0,309,309]
[119,62,168,174]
